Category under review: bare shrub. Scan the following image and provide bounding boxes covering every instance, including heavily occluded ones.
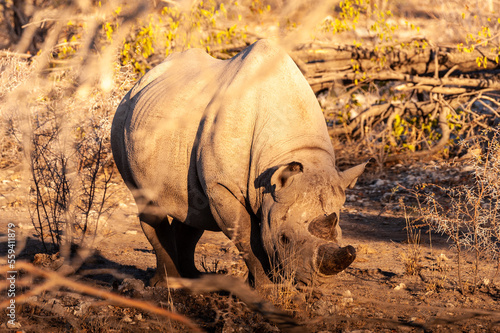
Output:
[0,51,137,252]
[410,129,500,293]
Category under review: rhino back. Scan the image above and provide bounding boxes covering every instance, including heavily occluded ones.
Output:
[112,40,334,227]
[194,40,335,211]
[112,48,225,227]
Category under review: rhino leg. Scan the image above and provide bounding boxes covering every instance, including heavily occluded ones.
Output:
[139,207,181,286]
[139,202,205,286]
[206,186,272,289]
[172,220,204,278]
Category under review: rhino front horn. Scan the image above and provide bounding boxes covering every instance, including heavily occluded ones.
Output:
[316,244,356,275]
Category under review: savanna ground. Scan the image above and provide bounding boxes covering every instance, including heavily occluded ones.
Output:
[1,0,500,332]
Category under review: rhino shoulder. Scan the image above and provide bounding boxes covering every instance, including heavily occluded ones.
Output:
[233,39,292,71]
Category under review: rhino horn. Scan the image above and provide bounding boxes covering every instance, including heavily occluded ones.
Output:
[316,244,356,275]
[339,159,370,189]
[308,212,338,241]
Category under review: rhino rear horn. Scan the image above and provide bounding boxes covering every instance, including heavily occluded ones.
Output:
[272,161,303,191]
[339,159,370,189]
[308,212,338,240]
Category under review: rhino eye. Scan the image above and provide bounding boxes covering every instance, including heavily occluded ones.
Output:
[279,233,290,246]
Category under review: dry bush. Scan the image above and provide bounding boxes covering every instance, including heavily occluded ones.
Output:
[1,57,137,251]
[0,55,33,168]
[409,129,500,294]
[267,246,302,312]
[26,64,137,251]
[0,0,144,251]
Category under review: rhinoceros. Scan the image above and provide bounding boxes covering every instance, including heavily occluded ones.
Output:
[111,39,366,288]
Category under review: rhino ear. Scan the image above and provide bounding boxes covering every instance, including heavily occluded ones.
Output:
[271,161,303,191]
[339,160,370,189]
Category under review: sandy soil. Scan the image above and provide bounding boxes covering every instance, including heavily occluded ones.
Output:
[1,161,500,332]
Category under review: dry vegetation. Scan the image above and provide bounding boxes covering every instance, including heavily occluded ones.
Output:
[1,0,500,332]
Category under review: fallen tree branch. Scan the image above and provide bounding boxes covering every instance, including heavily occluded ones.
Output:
[295,43,500,78]
[328,97,465,137]
[395,84,468,95]
[309,70,500,93]
[0,262,202,332]
[0,50,33,58]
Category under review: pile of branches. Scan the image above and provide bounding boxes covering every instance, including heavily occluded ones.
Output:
[293,42,500,162]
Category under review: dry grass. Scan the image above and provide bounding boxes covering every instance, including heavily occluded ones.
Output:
[1,0,500,331]
[401,216,423,276]
[0,262,203,332]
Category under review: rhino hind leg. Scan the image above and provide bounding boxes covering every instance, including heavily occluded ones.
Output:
[139,209,181,286]
[171,219,204,278]
[139,203,205,286]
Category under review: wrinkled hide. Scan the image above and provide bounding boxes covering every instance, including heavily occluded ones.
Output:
[111,39,366,288]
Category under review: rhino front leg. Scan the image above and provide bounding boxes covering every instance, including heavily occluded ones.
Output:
[206,186,272,289]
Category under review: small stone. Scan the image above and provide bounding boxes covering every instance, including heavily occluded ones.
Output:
[370,179,386,187]
[381,192,393,203]
[438,253,450,261]
[27,296,38,302]
[74,302,91,317]
[6,321,22,329]
[312,299,334,316]
[122,315,133,323]
[119,278,145,296]
[346,194,357,202]
[342,290,353,304]
[462,165,475,172]
[125,230,138,235]
[394,283,406,291]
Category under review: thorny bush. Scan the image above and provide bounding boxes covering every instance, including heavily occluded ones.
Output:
[411,128,500,294]
[1,56,137,251]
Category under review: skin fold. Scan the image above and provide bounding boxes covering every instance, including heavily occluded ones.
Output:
[111,39,366,288]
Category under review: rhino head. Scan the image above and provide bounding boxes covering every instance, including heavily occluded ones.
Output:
[259,160,367,285]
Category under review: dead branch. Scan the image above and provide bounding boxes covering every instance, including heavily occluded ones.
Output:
[295,43,500,79]
[309,70,500,93]
[395,84,468,95]
[0,262,303,333]
[0,262,202,332]
[0,50,32,58]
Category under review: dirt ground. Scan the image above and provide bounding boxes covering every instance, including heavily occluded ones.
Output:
[2,158,500,333]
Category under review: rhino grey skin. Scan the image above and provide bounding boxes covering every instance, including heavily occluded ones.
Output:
[111,39,366,288]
